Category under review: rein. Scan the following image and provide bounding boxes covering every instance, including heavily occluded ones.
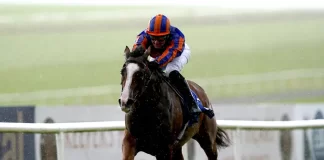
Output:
[155,71,184,102]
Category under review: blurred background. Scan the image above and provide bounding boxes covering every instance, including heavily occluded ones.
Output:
[0,0,324,159]
[1,0,324,105]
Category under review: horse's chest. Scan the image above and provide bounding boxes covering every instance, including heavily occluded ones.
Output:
[126,112,171,138]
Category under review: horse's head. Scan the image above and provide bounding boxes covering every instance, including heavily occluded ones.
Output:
[118,45,153,113]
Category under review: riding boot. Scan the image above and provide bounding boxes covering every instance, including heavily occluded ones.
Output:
[169,71,201,124]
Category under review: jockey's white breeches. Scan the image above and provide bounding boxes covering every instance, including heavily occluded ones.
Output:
[164,43,191,77]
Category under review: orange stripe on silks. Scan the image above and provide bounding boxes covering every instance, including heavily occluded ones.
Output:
[154,15,162,33]
[141,37,148,49]
[132,36,140,51]
[165,19,170,31]
[159,37,185,67]
[132,44,137,51]
[132,36,148,51]
[175,37,185,53]
[157,42,174,63]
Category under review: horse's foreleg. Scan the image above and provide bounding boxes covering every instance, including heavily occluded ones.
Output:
[156,146,173,160]
[122,129,136,160]
[171,147,184,160]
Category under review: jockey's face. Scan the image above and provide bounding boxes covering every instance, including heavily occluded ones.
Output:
[150,35,167,49]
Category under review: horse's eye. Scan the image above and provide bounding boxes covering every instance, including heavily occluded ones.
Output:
[135,72,143,77]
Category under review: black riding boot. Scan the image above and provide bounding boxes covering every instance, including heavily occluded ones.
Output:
[169,71,201,124]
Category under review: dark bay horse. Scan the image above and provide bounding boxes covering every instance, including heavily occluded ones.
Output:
[118,45,230,160]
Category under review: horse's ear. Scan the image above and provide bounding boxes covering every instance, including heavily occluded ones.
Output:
[124,46,131,59]
[143,45,151,59]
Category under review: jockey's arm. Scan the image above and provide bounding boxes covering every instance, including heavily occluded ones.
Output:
[132,32,148,51]
[156,37,185,67]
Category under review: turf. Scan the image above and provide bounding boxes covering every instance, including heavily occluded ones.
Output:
[1,7,324,105]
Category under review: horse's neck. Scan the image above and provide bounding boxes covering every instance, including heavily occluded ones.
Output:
[127,79,176,130]
[129,72,175,114]
[137,79,171,106]
[147,80,166,101]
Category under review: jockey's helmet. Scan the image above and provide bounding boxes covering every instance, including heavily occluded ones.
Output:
[146,14,171,37]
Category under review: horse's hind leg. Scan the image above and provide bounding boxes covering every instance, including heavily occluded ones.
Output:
[194,134,218,160]
[193,118,219,160]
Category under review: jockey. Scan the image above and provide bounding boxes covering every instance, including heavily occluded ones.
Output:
[132,14,214,124]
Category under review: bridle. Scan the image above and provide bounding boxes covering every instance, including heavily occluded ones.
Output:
[119,57,183,107]
[119,59,154,106]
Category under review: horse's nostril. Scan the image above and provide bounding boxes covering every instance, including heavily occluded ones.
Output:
[127,98,135,106]
[119,98,127,107]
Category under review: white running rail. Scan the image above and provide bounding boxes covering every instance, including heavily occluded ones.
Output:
[2,119,324,132]
[1,119,324,160]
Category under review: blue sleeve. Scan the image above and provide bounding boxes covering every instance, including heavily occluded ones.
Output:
[156,28,185,67]
[132,30,149,51]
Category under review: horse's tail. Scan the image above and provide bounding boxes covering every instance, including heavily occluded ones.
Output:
[216,127,231,148]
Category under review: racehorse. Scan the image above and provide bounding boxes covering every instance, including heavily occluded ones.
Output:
[118,45,230,160]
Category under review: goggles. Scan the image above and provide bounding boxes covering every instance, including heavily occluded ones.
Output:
[149,35,167,42]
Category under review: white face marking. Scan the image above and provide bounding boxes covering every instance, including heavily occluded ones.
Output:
[120,63,140,106]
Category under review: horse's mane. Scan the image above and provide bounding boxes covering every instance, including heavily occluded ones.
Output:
[129,46,146,58]
[121,45,147,74]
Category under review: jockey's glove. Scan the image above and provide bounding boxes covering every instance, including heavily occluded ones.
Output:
[148,61,162,72]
